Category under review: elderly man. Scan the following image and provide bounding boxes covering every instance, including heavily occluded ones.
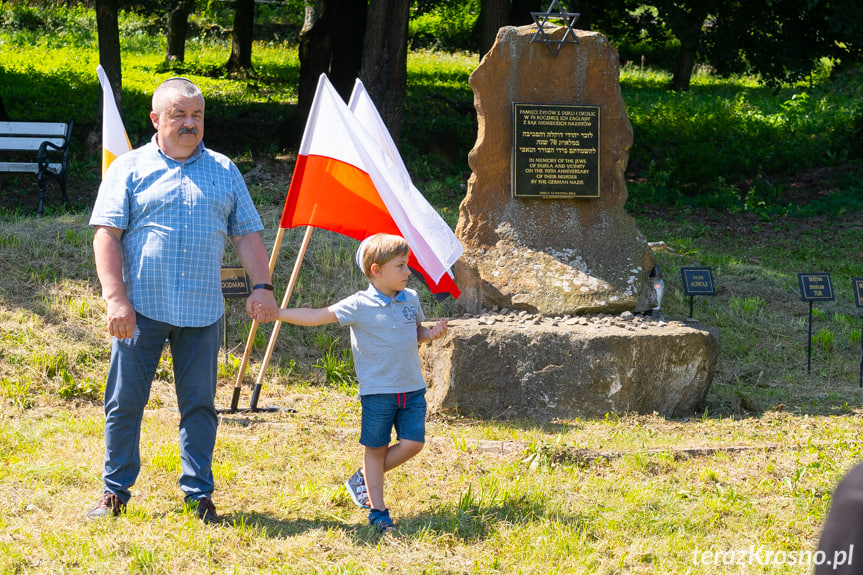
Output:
[87,77,278,523]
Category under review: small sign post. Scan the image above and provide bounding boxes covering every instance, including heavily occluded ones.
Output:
[680,267,716,318]
[854,277,863,388]
[220,266,250,394]
[221,265,251,299]
[797,273,835,376]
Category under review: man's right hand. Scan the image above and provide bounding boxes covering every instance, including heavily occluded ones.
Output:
[93,225,135,339]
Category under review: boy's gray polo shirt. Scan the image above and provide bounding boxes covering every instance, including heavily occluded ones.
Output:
[330,285,426,396]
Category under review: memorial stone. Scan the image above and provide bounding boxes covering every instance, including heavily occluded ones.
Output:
[421,22,720,421]
[454,24,656,316]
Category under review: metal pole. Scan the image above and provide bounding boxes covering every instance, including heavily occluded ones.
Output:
[858,318,862,388]
[689,295,694,318]
[807,301,813,376]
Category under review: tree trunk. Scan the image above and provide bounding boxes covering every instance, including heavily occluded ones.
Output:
[297,3,333,115]
[297,0,366,116]
[165,0,192,63]
[0,93,9,121]
[478,0,509,57]
[95,0,122,113]
[329,0,366,99]
[226,0,255,75]
[670,37,699,90]
[667,4,709,91]
[360,0,408,142]
[569,0,591,32]
[274,0,367,148]
[509,0,547,25]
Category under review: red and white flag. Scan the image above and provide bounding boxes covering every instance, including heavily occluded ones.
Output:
[281,74,462,299]
[96,65,132,177]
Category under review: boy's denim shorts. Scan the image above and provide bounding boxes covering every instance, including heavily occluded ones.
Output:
[359,388,426,448]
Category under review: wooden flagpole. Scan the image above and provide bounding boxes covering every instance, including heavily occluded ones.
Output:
[229,226,286,411]
[248,225,315,410]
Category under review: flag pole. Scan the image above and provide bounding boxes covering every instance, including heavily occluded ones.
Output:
[249,225,314,410]
[228,226,286,411]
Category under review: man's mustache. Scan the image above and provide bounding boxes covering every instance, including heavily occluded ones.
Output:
[179,127,199,135]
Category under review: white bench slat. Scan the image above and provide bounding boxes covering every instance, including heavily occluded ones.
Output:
[0,122,69,137]
[0,161,63,175]
[0,136,68,152]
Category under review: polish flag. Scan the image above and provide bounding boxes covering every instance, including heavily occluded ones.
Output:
[281,74,462,299]
[96,65,132,177]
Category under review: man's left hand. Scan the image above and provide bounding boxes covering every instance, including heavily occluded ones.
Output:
[246,289,278,322]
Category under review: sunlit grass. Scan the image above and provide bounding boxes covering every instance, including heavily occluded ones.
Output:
[407,48,476,85]
[1,8,863,572]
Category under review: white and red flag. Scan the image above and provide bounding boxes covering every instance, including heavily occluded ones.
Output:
[96,65,132,177]
[280,74,462,299]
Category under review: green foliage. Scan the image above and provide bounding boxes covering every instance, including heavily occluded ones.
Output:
[623,64,863,215]
[401,49,476,197]
[313,341,356,387]
[240,320,266,351]
[1,2,861,220]
[814,329,836,355]
[0,376,34,409]
[729,296,765,316]
[196,0,306,32]
[313,349,355,386]
[409,0,479,52]
[57,371,102,402]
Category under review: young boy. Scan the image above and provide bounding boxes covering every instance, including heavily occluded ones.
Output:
[256,233,448,533]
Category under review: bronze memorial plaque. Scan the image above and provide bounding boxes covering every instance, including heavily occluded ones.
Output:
[512,102,600,198]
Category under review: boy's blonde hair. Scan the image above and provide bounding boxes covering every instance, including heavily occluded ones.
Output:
[357,233,410,280]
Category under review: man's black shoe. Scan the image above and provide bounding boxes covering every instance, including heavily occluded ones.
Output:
[192,497,220,524]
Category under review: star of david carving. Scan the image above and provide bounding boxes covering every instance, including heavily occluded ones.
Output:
[530,0,580,57]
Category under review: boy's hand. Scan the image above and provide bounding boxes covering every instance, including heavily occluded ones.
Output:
[251,301,272,323]
[247,289,278,322]
[427,318,448,341]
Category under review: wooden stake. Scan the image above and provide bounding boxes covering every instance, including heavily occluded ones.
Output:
[229,226,286,411]
[249,226,315,409]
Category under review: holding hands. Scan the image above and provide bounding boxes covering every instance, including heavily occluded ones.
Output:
[247,291,278,323]
[251,301,269,322]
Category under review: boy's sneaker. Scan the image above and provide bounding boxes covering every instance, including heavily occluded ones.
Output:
[368,508,396,534]
[345,468,370,509]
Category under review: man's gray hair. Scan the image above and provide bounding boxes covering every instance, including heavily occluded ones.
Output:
[152,77,205,114]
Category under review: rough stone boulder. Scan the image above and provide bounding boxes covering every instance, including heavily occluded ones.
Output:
[420,314,720,420]
[455,25,656,316]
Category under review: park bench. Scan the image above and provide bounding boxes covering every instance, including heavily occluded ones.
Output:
[0,120,74,216]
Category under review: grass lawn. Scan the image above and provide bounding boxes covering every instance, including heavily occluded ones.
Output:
[1,203,862,574]
[2,7,863,572]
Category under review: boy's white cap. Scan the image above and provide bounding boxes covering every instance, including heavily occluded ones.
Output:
[356,236,374,272]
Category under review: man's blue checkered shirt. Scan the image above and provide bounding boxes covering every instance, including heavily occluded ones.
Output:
[90,137,263,327]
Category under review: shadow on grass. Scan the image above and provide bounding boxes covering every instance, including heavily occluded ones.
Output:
[221,490,584,543]
[218,511,362,539]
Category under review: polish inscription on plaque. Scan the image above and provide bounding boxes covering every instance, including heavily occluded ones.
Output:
[512,103,600,198]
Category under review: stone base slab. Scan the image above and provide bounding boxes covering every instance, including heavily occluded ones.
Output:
[419,317,720,420]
